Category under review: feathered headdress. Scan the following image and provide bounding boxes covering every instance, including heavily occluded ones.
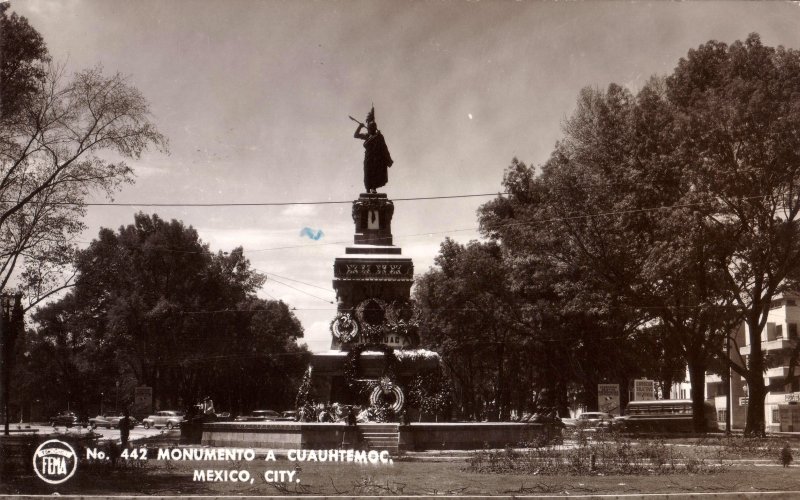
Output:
[366,106,375,124]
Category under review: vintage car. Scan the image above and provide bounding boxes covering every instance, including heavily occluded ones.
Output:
[50,411,86,428]
[576,411,616,430]
[142,411,185,429]
[88,414,138,429]
[278,411,298,421]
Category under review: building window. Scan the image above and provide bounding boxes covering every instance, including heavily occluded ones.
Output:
[777,324,784,339]
[718,410,727,422]
[773,409,781,423]
[788,299,797,307]
[790,323,798,340]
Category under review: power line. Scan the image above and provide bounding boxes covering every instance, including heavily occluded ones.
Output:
[267,275,334,304]
[262,271,334,293]
[12,192,507,207]
[72,193,773,255]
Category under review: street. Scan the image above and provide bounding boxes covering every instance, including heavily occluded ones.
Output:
[16,423,170,442]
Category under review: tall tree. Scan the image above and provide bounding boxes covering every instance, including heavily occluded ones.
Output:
[480,81,734,430]
[415,239,526,421]
[30,213,309,414]
[666,34,800,434]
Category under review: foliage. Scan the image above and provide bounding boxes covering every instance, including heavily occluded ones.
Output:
[414,239,531,421]
[663,34,800,434]
[0,3,49,120]
[295,366,313,411]
[407,367,452,418]
[21,213,309,416]
[466,435,723,475]
[0,3,168,425]
[1,3,167,311]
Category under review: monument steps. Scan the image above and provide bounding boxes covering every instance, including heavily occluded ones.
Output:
[358,423,400,454]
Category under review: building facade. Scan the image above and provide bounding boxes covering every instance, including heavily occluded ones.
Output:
[706,293,800,432]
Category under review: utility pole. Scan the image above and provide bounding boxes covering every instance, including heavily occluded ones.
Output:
[0,293,5,435]
[726,333,732,435]
[1,293,14,436]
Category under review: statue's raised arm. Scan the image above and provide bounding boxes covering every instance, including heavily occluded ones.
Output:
[353,106,393,194]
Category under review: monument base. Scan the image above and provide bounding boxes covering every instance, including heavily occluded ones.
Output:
[307,349,441,408]
[201,421,546,451]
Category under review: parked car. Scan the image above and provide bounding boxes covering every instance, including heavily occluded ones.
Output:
[278,411,298,421]
[142,411,185,429]
[50,411,86,428]
[531,413,566,428]
[613,415,630,430]
[576,412,615,430]
[561,417,578,428]
[88,414,139,429]
[235,410,281,422]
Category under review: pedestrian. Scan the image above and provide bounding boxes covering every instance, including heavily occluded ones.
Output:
[119,409,132,447]
[781,442,793,467]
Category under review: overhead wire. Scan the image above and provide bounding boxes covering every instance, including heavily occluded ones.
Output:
[265,275,334,304]
[8,192,506,207]
[70,192,775,255]
[60,192,779,309]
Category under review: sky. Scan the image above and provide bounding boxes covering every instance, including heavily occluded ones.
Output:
[12,0,800,352]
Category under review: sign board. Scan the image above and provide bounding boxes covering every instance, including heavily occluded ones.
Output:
[785,392,800,403]
[133,386,153,417]
[739,396,749,406]
[633,379,655,401]
[598,384,620,415]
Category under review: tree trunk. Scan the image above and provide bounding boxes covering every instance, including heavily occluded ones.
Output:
[688,357,708,433]
[661,379,671,400]
[745,317,766,436]
[619,376,630,415]
[494,343,505,421]
[745,374,767,436]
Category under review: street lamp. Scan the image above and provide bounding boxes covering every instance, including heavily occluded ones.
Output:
[100,392,104,416]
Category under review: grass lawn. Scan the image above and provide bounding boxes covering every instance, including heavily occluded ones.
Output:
[4,454,800,496]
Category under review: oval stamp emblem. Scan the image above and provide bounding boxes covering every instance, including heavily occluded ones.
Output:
[33,439,78,484]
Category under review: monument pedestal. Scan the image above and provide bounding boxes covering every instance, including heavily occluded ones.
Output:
[302,192,434,410]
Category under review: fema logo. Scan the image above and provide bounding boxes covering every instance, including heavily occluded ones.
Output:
[33,439,78,484]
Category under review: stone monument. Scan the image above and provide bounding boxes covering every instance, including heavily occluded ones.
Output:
[298,110,442,420]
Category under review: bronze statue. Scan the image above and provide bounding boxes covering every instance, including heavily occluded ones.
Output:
[351,107,393,193]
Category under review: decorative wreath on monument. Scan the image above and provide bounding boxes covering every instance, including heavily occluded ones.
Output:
[330,312,359,343]
[369,376,405,413]
[355,298,389,343]
[343,343,400,398]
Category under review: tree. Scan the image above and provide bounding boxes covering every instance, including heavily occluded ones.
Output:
[1,62,167,305]
[0,2,49,120]
[666,34,800,434]
[479,82,734,431]
[415,239,527,421]
[29,213,309,415]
